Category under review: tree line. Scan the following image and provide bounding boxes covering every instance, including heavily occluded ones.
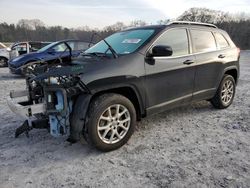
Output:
[0,8,249,49]
[0,19,147,45]
[177,8,250,50]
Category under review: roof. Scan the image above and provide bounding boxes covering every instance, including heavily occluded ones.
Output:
[123,21,218,31]
[168,21,217,28]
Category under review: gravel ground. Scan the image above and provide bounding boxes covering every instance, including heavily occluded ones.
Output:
[0,51,250,188]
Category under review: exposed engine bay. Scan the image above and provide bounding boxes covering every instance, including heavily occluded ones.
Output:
[7,60,88,139]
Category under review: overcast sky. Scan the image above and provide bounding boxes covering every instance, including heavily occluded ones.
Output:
[0,0,250,28]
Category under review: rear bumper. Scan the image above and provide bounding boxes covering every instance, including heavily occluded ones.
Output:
[7,90,45,118]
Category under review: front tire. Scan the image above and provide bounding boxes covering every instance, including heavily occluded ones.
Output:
[210,74,236,109]
[84,93,136,151]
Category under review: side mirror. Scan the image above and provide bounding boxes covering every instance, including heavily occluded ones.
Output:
[150,45,173,57]
[6,47,11,52]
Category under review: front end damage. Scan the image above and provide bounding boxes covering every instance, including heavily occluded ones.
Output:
[7,62,90,141]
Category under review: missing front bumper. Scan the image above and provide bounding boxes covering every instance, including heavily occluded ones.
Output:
[7,90,45,118]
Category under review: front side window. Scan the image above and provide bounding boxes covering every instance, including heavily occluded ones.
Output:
[214,32,229,49]
[190,30,216,53]
[152,28,189,57]
[52,43,69,52]
[85,29,155,55]
[38,42,57,52]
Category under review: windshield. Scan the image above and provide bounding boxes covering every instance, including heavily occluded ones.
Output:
[37,42,58,52]
[85,29,155,55]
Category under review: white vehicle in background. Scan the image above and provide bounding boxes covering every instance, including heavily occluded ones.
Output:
[0,41,51,67]
[8,41,51,60]
[0,42,10,67]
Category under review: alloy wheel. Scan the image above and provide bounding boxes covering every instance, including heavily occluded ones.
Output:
[97,104,131,144]
[221,79,234,105]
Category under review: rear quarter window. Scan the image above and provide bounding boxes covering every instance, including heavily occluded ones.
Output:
[190,30,216,53]
[214,32,230,49]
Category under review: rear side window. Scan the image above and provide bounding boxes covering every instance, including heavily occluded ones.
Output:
[214,32,229,49]
[153,28,189,57]
[190,30,216,53]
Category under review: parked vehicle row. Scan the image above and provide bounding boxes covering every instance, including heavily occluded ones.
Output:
[8,39,90,74]
[9,41,51,60]
[0,40,90,75]
[0,41,51,67]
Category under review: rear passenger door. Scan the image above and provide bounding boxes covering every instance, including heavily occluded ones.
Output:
[190,29,223,101]
[145,28,196,114]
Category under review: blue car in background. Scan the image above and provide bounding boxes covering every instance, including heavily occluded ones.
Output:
[9,39,90,74]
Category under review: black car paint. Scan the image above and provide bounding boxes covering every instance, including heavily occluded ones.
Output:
[27,24,239,141]
[70,25,238,120]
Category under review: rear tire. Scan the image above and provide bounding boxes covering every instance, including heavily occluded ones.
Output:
[210,74,236,109]
[84,93,136,151]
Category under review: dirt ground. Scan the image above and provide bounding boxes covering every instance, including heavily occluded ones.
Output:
[0,51,249,188]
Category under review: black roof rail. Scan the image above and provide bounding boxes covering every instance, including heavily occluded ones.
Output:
[169,21,217,28]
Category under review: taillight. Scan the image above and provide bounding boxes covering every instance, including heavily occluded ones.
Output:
[237,48,241,56]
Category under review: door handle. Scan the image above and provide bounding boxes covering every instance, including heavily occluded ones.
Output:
[183,60,194,65]
[218,54,226,58]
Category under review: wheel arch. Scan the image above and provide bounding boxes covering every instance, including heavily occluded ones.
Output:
[0,56,9,67]
[90,86,145,120]
[0,56,8,61]
[224,66,238,84]
[69,85,145,142]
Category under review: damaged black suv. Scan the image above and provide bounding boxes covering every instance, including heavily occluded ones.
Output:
[8,21,240,151]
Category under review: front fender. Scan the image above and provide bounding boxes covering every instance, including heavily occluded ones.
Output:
[69,93,92,141]
[87,76,146,117]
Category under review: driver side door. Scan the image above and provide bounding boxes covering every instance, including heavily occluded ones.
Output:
[145,28,196,114]
[46,42,71,63]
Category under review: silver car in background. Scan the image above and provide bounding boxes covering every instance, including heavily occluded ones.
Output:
[0,42,10,67]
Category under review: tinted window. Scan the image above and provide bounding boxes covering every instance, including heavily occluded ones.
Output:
[38,42,57,52]
[66,42,76,50]
[190,30,216,53]
[153,29,189,57]
[214,32,229,49]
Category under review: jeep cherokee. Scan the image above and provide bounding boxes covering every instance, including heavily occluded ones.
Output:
[7,21,240,151]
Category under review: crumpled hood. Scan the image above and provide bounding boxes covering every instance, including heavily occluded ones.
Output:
[32,56,117,82]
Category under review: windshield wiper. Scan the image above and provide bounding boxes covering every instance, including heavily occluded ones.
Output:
[90,32,118,59]
[101,39,118,59]
[81,52,107,58]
